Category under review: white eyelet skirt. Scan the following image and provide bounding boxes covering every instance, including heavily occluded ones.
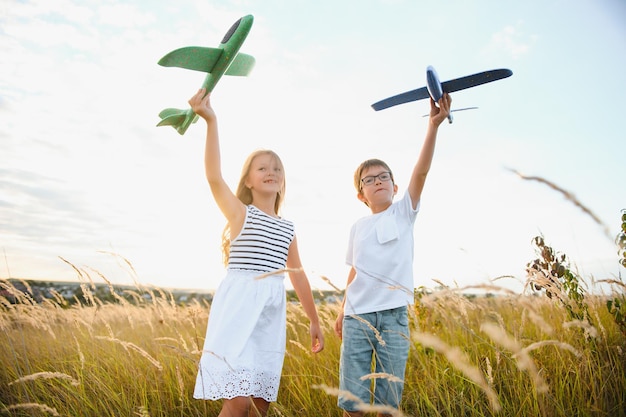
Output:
[193,270,287,402]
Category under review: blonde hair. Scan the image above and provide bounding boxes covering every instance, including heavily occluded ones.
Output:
[221,150,286,265]
[353,158,394,206]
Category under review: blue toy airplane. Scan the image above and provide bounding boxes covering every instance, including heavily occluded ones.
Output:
[371,65,513,123]
[157,15,255,135]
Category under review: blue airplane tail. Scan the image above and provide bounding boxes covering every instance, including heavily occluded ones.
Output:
[157,108,199,135]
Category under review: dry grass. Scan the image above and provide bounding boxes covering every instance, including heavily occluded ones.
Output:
[507,168,611,239]
[1,275,624,417]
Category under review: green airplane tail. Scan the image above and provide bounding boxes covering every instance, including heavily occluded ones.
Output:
[157,108,199,135]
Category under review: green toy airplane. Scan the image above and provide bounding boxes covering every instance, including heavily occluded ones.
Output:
[157,15,255,135]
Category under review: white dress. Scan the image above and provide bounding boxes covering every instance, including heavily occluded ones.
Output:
[193,205,295,402]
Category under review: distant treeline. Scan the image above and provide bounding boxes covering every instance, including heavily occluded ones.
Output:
[0,278,343,307]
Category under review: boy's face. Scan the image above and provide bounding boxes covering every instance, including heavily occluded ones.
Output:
[357,165,397,211]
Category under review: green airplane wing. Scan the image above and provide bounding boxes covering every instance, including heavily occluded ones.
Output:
[158,108,185,119]
[157,108,199,131]
[225,53,255,76]
[157,47,223,73]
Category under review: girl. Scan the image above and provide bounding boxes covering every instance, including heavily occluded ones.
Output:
[189,88,324,417]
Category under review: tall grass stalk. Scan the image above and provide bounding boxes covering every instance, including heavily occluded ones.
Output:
[1,276,624,416]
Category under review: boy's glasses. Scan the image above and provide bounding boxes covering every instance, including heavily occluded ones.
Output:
[360,172,392,188]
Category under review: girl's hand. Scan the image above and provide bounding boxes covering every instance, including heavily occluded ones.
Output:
[188,88,216,121]
[310,323,325,353]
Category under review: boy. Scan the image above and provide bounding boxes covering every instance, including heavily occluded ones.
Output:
[334,93,451,416]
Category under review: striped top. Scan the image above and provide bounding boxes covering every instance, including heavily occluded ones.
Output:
[227,205,295,273]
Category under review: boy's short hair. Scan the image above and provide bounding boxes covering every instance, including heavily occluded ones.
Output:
[353,159,394,192]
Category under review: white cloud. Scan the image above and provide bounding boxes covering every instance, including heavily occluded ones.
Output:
[488,23,536,60]
[97,3,155,28]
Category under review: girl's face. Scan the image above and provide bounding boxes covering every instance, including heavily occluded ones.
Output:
[358,165,397,211]
[245,153,284,194]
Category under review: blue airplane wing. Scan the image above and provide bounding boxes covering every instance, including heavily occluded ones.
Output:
[441,69,513,94]
[225,53,255,76]
[371,87,430,111]
[371,68,513,111]
[158,47,223,73]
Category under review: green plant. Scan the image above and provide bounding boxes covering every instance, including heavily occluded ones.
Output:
[606,298,626,335]
[616,209,626,268]
[526,236,591,323]
[605,209,626,335]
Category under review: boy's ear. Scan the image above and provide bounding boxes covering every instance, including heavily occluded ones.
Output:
[357,191,369,206]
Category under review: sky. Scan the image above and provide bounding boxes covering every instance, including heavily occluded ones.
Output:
[1,0,625,294]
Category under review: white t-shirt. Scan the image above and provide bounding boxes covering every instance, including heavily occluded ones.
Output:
[344,191,419,315]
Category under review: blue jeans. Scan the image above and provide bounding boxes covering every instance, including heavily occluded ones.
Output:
[338,306,410,412]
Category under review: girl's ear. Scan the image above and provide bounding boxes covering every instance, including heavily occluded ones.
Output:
[393,183,398,195]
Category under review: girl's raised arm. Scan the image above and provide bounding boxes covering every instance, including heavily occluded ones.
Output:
[188,89,246,228]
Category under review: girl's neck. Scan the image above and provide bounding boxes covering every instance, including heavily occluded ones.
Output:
[251,199,278,217]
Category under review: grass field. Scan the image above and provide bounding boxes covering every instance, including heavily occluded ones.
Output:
[1,259,625,417]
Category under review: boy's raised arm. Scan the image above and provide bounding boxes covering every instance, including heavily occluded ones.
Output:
[408,93,451,208]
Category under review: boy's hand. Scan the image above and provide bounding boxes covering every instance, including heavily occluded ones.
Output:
[334,311,344,339]
[429,93,451,127]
